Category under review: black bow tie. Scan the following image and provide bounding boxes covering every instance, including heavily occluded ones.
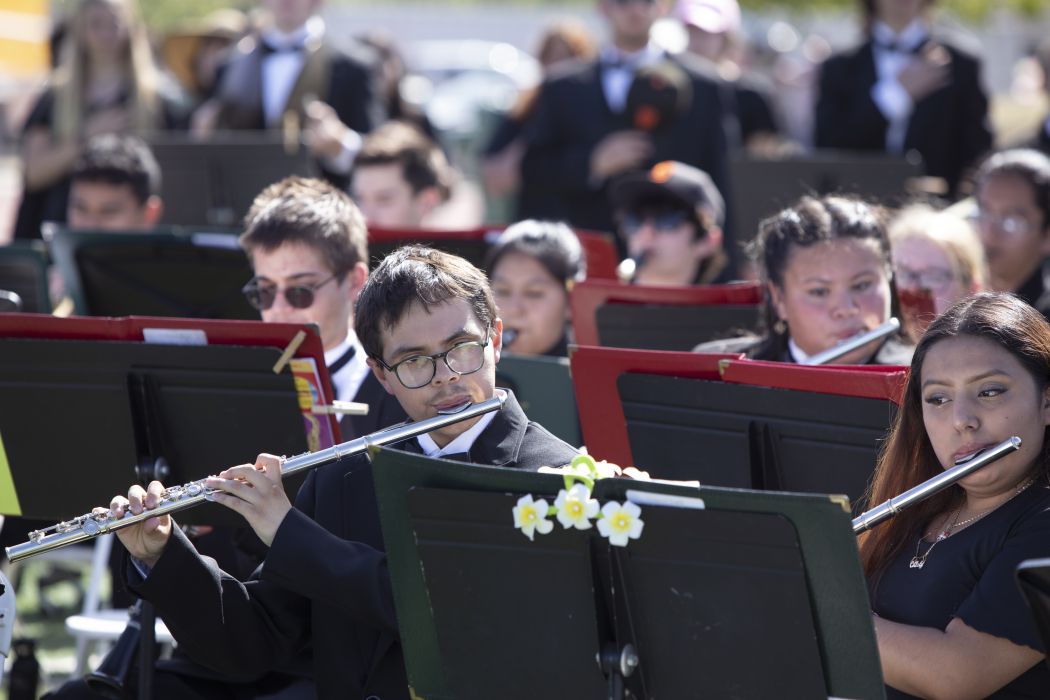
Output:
[260,40,305,57]
[874,36,928,55]
[436,451,471,464]
[328,344,357,377]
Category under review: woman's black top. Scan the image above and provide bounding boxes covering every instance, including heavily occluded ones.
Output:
[870,484,1050,699]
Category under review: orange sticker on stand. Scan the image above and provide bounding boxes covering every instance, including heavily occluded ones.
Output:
[650,161,675,183]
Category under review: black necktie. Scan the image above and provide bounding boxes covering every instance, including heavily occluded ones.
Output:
[874,36,928,55]
[328,345,356,377]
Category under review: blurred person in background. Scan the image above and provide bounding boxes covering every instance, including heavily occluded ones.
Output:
[610,160,728,286]
[814,0,992,198]
[66,133,163,231]
[481,21,597,214]
[356,31,435,139]
[888,203,986,342]
[972,149,1050,319]
[350,120,453,229]
[192,0,384,190]
[14,0,186,241]
[520,0,734,237]
[486,219,584,357]
[162,9,249,110]
[1030,37,1050,156]
[674,0,781,155]
[697,194,912,365]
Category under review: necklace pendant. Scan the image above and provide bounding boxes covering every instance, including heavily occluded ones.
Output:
[909,556,926,569]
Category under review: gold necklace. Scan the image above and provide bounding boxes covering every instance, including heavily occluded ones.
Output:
[909,478,1036,571]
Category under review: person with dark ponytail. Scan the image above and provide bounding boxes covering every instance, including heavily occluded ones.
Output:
[860,292,1050,699]
[698,194,912,364]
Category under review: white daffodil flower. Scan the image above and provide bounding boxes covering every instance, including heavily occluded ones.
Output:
[554,484,601,530]
[512,494,554,541]
[596,501,645,547]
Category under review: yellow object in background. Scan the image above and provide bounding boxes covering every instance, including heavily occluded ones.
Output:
[0,0,50,78]
[0,430,21,516]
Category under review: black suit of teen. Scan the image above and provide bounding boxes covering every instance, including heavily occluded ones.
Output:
[340,371,408,440]
[125,391,579,700]
[814,37,991,196]
[519,53,733,235]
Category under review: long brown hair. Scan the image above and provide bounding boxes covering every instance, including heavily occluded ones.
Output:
[52,0,161,142]
[859,292,1050,578]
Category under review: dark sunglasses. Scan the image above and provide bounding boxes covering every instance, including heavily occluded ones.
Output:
[241,275,337,311]
[620,210,692,235]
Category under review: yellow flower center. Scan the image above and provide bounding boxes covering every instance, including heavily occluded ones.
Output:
[613,514,630,531]
[568,502,582,516]
[525,509,536,522]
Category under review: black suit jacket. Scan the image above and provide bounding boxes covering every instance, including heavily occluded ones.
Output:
[126,391,578,700]
[519,53,733,235]
[814,37,991,195]
[340,371,408,440]
[210,34,383,188]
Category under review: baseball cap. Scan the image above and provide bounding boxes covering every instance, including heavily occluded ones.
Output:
[675,0,741,35]
[610,161,725,228]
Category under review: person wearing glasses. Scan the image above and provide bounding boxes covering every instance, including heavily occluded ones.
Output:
[74,246,579,700]
[972,149,1050,321]
[611,160,728,286]
[239,175,407,440]
[888,203,987,342]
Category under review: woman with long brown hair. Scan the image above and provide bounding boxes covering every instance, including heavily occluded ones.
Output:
[861,292,1050,698]
[14,0,185,239]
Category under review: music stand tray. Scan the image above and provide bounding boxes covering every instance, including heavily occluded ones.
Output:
[371,449,884,700]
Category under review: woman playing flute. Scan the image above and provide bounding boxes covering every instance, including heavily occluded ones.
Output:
[861,292,1050,698]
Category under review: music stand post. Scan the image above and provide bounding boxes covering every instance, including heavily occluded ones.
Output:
[371,449,885,700]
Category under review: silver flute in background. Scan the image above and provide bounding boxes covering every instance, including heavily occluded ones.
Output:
[801,317,901,366]
[6,395,506,563]
[852,436,1021,534]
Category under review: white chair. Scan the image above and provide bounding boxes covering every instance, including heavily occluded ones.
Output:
[64,534,174,677]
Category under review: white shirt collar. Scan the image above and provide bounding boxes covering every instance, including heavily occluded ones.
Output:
[323,330,370,404]
[600,42,664,69]
[323,330,355,369]
[787,338,812,364]
[871,18,928,53]
[416,389,506,457]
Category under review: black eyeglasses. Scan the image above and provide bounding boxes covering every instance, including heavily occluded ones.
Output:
[241,276,337,311]
[375,329,491,389]
[620,210,692,236]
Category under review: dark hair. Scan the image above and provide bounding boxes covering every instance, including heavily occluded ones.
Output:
[355,245,497,361]
[746,195,898,360]
[485,220,585,286]
[975,148,1050,232]
[352,121,453,201]
[859,292,1050,578]
[70,133,161,205]
[239,176,367,278]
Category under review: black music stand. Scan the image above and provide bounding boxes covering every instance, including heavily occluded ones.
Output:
[616,373,896,511]
[371,449,884,700]
[0,241,50,313]
[728,152,921,270]
[1017,558,1050,672]
[595,303,761,351]
[495,354,581,446]
[49,227,255,319]
[148,132,316,226]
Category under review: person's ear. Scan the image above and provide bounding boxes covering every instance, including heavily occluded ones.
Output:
[491,317,503,365]
[143,196,163,227]
[414,186,443,219]
[367,357,396,396]
[767,281,786,322]
[347,261,368,304]
[693,227,723,258]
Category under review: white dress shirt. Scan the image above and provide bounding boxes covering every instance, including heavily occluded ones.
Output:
[324,330,370,404]
[870,19,930,154]
[599,43,665,114]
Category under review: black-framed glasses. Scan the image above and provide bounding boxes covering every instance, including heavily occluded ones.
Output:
[241,276,337,311]
[375,328,491,389]
[620,210,692,236]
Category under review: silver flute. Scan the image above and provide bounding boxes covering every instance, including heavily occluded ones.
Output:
[852,436,1021,534]
[6,395,506,563]
[801,317,901,366]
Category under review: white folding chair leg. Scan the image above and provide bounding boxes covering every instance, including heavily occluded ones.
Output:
[72,534,113,677]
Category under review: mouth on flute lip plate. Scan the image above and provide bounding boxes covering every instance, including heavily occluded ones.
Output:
[953,443,994,465]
